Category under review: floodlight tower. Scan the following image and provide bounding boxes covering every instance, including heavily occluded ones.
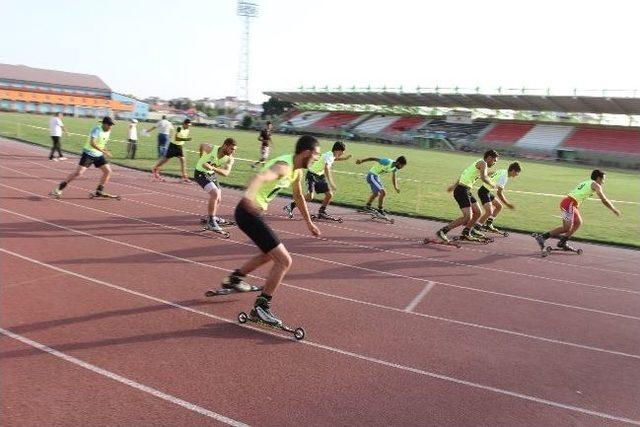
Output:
[237,0,259,102]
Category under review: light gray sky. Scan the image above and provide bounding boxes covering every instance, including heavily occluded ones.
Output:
[2,0,638,102]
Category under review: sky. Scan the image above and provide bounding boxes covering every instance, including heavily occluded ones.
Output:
[2,0,639,103]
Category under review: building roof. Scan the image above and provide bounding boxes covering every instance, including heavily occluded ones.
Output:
[264,90,640,116]
[0,63,110,92]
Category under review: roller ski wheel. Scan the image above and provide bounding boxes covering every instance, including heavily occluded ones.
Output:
[238,310,306,340]
[205,285,263,297]
[371,212,394,224]
[454,235,493,244]
[311,214,344,223]
[422,238,461,248]
[200,217,236,227]
[89,191,121,200]
[204,227,230,239]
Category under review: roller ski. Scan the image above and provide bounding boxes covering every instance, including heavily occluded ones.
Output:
[311,211,343,223]
[50,188,62,199]
[89,191,121,200]
[454,229,493,244]
[199,216,236,227]
[370,208,395,224]
[205,271,262,296]
[540,236,583,257]
[356,205,375,214]
[237,302,305,340]
[201,218,230,238]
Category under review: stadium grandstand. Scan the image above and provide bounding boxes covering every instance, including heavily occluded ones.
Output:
[0,63,148,120]
[265,87,640,168]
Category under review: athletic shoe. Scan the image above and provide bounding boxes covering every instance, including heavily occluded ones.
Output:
[532,233,546,250]
[317,211,332,220]
[283,204,294,219]
[460,233,482,242]
[216,217,231,226]
[375,208,388,218]
[50,187,62,198]
[483,223,501,233]
[252,300,282,326]
[436,229,450,243]
[221,272,252,292]
[470,227,485,238]
[362,205,374,212]
[557,237,568,249]
[204,219,223,232]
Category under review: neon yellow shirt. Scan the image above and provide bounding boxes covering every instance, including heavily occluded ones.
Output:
[309,151,334,176]
[195,146,231,174]
[369,158,396,176]
[568,180,595,206]
[83,125,110,157]
[173,126,190,146]
[255,154,299,211]
[459,159,484,188]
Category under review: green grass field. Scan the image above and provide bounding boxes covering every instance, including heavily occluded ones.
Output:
[1,112,638,247]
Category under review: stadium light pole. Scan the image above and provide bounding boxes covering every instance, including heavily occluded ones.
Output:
[237,0,259,102]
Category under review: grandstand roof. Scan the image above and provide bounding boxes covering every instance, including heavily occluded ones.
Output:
[0,63,110,92]
[264,90,640,115]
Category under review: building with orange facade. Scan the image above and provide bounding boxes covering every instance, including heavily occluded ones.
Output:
[0,64,148,120]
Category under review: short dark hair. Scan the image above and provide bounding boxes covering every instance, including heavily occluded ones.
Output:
[295,135,319,154]
[396,156,407,165]
[223,137,236,146]
[591,169,605,180]
[266,121,272,126]
[162,115,167,119]
[484,149,499,159]
[332,141,346,152]
[508,162,521,173]
[183,119,191,124]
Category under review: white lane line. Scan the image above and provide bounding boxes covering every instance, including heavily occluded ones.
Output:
[0,326,249,427]
[3,187,639,322]
[3,142,639,268]
[2,205,640,362]
[405,282,436,312]
[2,248,639,426]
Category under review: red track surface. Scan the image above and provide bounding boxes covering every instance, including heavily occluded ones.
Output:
[1,139,639,426]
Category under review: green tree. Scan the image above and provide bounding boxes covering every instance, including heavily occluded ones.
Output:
[241,115,253,129]
[262,97,294,118]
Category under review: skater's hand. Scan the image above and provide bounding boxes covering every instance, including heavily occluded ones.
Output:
[507,203,515,210]
[613,208,621,217]
[446,184,455,192]
[355,159,362,165]
[395,187,400,194]
[308,223,321,237]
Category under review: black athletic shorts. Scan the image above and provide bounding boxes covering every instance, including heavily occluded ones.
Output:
[165,143,184,158]
[51,136,60,145]
[79,152,107,168]
[453,184,477,209]
[235,200,280,253]
[477,186,495,204]
[306,171,329,194]
[194,170,219,190]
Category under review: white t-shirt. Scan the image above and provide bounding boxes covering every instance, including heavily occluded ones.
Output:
[322,151,335,168]
[49,116,63,137]
[128,123,138,140]
[157,119,173,135]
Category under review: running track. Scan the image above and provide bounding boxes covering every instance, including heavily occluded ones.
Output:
[1,138,639,426]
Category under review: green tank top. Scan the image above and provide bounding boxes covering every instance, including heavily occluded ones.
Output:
[459,159,483,188]
[173,126,190,146]
[195,146,231,174]
[481,169,507,190]
[309,151,332,176]
[255,154,299,211]
[568,180,595,206]
[83,125,110,157]
[369,158,396,176]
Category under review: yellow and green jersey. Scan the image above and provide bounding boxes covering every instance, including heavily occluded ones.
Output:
[459,158,487,189]
[83,124,110,157]
[195,146,232,174]
[173,126,190,146]
[568,180,595,206]
[254,154,300,211]
[308,151,335,176]
[369,158,396,176]
[481,169,508,190]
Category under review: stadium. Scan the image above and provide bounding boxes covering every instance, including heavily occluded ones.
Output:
[1,1,639,426]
